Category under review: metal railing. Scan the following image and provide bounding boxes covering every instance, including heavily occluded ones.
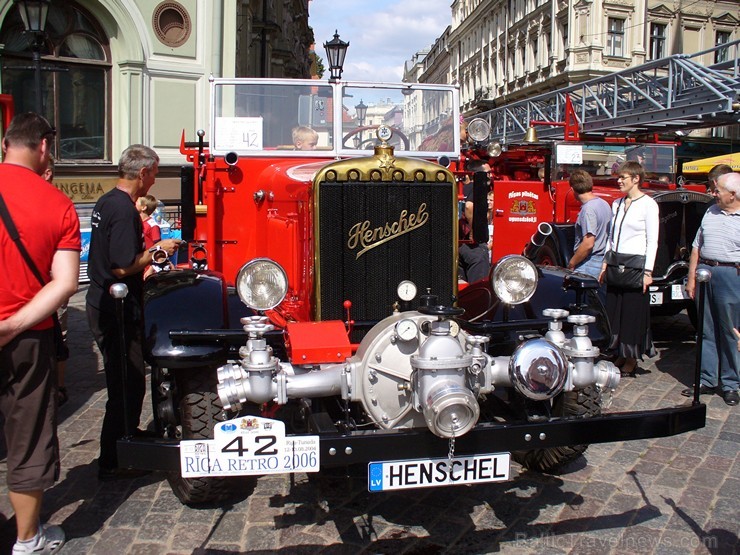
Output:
[472,40,740,143]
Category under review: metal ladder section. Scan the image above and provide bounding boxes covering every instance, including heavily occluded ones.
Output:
[473,40,740,143]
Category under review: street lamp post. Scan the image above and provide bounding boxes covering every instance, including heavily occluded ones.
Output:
[323,30,349,83]
[14,0,51,114]
[355,99,367,149]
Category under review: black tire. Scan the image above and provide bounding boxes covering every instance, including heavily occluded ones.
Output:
[166,370,234,505]
[532,241,561,267]
[512,386,601,473]
[151,365,176,437]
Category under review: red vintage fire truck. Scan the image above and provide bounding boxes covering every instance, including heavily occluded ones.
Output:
[109,76,709,505]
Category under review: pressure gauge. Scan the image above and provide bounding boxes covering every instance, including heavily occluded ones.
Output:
[395,319,418,342]
[397,280,417,302]
[377,124,393,142]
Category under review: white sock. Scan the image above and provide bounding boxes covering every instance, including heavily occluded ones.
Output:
[15,530,41,548]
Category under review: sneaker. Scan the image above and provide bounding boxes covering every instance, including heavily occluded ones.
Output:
[12,524,65,554]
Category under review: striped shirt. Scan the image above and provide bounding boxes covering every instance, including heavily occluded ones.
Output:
[692,204,740,263]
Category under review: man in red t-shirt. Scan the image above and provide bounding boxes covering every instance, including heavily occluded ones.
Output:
[0,113,80,554]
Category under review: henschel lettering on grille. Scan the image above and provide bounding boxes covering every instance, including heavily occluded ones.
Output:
[347,203,429,259]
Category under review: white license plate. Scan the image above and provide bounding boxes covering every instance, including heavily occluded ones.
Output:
[180,416,319,478]
[672,282,689,300]
[368,453,510,492]
[650,292,663,305]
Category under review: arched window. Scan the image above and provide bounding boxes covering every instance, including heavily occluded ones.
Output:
[1,2,111,161]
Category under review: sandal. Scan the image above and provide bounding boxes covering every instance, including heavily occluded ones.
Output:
[57,386,68,407]
[620,359,638,377]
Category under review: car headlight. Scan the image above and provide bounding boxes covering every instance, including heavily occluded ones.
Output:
[491,255,538,305]
[467,118,490,142]
[235,259,288,310]
[509,338,568,401]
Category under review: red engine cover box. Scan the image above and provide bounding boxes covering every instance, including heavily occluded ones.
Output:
[286,321,352,364]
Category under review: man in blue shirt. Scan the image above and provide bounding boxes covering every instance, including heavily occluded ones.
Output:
[567,170,612,278]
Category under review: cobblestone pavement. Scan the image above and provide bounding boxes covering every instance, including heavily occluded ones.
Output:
[1,287,738,554]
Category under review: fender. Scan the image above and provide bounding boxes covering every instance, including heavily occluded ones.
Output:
[143,269,232,368]
[458,265,610,354]
[548,224,576,267]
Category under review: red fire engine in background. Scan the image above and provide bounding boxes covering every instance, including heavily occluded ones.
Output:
[456,40,740,322]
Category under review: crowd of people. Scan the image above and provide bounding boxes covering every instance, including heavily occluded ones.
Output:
[0,113,180,553]
[462,156,738,404]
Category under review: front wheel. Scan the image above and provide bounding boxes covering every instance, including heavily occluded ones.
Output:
[512,386,602,473]
[531,240,561,267]
[166,370,234,505]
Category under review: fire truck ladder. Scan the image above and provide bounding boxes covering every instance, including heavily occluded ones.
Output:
[474,40,740,143]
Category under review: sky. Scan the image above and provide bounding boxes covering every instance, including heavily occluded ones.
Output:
[309,0,452,84]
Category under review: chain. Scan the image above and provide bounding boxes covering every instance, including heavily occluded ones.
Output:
[448,432,456,462]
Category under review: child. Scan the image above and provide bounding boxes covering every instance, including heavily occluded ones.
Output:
[137,194,161,248]
[292,126,318,150]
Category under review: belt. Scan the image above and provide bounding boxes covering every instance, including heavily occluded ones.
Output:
[699,258,739,268]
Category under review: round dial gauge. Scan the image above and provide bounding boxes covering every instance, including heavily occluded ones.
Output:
[377,124,393,142]
[395,319,418,342]
[397,280,417,301]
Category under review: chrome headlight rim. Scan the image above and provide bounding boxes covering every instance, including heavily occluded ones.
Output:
[491,255,539,305]
[467,118,491,142]
[235,258,288,311]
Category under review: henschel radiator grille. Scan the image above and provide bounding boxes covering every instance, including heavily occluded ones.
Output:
[317,180,456,323]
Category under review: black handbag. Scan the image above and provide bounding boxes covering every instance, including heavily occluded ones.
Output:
[604,251,646,289]
[0,192,70,361]
[605,198,646,290]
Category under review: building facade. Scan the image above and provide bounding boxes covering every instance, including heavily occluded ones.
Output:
[0,0,312,203]
[431,0,738,134]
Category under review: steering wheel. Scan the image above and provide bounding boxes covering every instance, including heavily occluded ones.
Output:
[342,125,410,150]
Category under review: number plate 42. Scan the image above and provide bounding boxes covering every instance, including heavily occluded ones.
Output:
[180,416,320,478]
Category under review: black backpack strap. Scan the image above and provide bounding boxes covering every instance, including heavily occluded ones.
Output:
[0,191,47,287]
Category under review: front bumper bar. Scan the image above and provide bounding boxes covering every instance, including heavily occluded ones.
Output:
[118,403,705,472]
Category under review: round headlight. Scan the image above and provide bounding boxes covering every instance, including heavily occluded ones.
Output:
[467,118,491,142]
[492,255,538,305]
[509,338,568,401]
[235,259,288,311]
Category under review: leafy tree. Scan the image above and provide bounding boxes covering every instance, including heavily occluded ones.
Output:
[310,50,325,79]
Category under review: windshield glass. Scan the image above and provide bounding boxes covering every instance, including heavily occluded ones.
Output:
[552,143,677,182]
[210,79,459,158]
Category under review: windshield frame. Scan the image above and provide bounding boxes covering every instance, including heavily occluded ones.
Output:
[209,78,461,160]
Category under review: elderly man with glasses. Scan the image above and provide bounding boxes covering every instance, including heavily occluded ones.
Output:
[685,172,740,406]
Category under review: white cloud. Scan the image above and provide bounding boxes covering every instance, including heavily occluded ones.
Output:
[310,0,450,82]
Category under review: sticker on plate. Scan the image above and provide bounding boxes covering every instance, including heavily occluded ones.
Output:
[180,416,319,478]
[368,453,510,492]
[672,283,689,300]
